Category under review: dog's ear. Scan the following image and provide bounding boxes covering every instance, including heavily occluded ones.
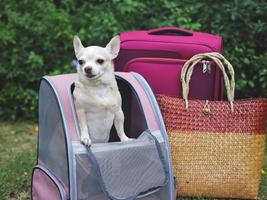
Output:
[73,35,84,56]
[106,36,120,59]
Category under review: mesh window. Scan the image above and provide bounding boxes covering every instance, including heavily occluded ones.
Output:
[75,153,162,200]
[93,132,166,199]
[38,80,69,187]
[74,131,167,200]
[76,153,108,200]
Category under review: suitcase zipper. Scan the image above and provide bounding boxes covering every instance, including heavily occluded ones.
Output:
[124,57,187,72]
[202,60,211,74]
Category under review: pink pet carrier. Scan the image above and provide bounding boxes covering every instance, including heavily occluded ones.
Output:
[115,27,224,100]
[31,72,176,200]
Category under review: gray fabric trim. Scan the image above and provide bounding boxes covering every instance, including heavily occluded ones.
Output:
[71,150,77,200]
[72,130,163,155]
[131,72,176,200]
[34,165,67,200]
[67,83,79,199]
[149,131,169,183]
[44,76,76,200]
[136,187,161,199]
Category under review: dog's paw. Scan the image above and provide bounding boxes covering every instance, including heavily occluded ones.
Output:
[81,137,92,147]
[120,136,135,142]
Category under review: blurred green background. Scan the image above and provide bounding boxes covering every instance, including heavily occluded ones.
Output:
[0,0,267,120]
[0,1,267,200]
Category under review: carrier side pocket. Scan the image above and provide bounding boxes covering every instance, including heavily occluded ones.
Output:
[31,165,67,200]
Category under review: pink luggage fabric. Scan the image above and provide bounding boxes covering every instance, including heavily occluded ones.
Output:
[115,27,224,100]
[124,58,222,100]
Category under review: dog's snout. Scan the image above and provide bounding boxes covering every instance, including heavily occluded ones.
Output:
[84,67,92,74]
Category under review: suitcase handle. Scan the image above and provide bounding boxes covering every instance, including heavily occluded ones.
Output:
[148,27,193,36]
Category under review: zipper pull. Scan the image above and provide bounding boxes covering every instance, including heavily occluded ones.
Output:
[202,60,211,74]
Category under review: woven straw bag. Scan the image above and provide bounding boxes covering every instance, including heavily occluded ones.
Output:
[157,52,267,199]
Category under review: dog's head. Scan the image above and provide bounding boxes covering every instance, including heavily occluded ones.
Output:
[73,35,120,81]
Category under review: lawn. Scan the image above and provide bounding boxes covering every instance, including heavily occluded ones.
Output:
[0,121,37,200]
[0,121,266,200]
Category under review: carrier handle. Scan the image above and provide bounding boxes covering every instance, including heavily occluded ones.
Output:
[181,52,235,112]
[148,27,193,36]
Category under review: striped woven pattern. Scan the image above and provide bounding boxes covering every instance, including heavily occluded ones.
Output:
[157,95,267,198]
[161,98,267,134]
[156,52,267,199]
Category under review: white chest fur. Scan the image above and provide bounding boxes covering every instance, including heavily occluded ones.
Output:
[74,81,121,142]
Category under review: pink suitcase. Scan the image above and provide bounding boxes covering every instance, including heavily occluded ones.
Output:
[115,27,224,100]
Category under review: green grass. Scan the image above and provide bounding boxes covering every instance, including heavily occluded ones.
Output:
[260,135,267,199]
[0,121,266,199]
[0,122,37,200]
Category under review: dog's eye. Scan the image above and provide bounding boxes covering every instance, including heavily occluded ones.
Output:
[78,60,85,65]
[96,59,104,64]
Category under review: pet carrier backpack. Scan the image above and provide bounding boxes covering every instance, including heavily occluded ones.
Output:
[31,72,176,200]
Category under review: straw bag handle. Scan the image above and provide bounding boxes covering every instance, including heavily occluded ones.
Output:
[181,52,235,112]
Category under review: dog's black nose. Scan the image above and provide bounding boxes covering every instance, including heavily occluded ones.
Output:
[84,67,92,74]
